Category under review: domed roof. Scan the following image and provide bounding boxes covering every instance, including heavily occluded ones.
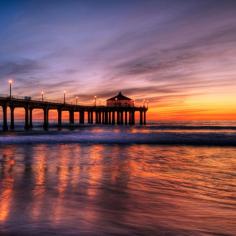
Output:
[107,92,132,101]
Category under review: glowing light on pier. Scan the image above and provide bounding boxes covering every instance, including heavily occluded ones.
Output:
[94,96,97,106]
[63,90,66,104]
[8,80,13,98]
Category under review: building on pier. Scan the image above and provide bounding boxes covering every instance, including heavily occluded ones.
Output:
[107,92,134,107]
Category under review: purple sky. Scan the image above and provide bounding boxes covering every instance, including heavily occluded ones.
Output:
[0,0,236,118]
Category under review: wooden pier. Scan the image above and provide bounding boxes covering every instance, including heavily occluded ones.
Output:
[0,95,148,131]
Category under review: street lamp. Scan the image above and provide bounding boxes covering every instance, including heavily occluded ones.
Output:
[8,80,13,98]
[75,96,78,105]
[143,99,146,107]
[64,90,66,104]
[94,96,97,106]
[41,91,44,101]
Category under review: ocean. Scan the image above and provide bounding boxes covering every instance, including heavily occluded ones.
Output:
[0,122,236,235]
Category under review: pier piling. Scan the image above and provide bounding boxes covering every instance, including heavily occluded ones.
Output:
[0,95,147,131]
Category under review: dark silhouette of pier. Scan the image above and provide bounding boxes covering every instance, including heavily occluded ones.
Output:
[0,95,147,131]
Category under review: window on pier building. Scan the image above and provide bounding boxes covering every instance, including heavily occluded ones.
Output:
[106,92,134,107]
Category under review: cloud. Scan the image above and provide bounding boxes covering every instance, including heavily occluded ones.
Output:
[0,59,43,77]
[0,0,235,119]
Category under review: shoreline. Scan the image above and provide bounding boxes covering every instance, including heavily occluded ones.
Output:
[0,129,236,147]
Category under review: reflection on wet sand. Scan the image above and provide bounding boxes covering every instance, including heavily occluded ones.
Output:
[0,148,15,223]
[31,148,47,221]
[0,144,236,235]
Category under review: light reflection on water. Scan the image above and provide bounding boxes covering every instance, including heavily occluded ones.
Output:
[0,144,236,235]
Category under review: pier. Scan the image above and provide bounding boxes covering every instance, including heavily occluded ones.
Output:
[0,94,147,131]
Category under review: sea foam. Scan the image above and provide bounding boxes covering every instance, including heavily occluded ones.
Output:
[0,129,236,146]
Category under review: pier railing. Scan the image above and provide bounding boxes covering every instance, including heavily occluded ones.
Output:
[0,94,147,108]
[0,94,96,106]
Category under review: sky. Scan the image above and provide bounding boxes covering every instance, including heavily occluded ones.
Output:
[0,0,236,121]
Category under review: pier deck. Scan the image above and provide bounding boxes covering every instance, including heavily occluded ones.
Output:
[0,95,147,130]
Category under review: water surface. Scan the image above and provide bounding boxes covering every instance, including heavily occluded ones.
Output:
[0,141,236,235]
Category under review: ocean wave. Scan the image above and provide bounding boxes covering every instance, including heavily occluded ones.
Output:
[0,131,236,146]
[140,125,236,130]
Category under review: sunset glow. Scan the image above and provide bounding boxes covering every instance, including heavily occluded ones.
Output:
[0,0,236,121]
[1,2,236,236]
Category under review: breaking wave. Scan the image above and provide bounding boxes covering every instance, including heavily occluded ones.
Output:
[0,129,236,146]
